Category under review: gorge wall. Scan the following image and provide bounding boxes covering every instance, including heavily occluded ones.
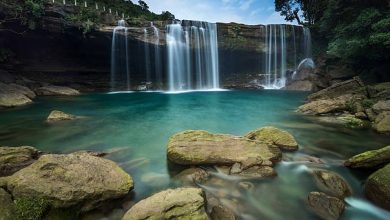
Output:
[1,3,326,92]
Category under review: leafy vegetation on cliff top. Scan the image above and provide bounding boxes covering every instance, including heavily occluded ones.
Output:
[0,0,175,35]
[276,0,390,78]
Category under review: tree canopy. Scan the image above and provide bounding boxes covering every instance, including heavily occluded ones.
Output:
[276,0,390,73]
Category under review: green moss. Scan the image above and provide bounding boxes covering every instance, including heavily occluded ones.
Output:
[338,116,365,128]
[14,197,49,220]
[362,99,375,109]
[345,100,357,113]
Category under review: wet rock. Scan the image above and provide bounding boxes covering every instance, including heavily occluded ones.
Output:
[167,130,282,166]
[0,146,40,177]
[307,77,365,102]
[312,170,352,199]
[245,126,298,151]
[372,100,390,114]
[284,80,313,92]
[0,82,33,107]
[345,146,390,168]
[173,168,210,186]
[355,112,367,120]
[4,153,133,212]
[365,108,377,121]
[122,188,208,220]
[47,110,76,122]
[230,163,276,179]
[0,188,16,220]
[373,111,390,134]
[36,85,80,96]
[297,95,352,115]
[211,205,236,220]
[237,181,255,191]
[307,192,345,220]
[365,163,390,210]
[336,115,366,128]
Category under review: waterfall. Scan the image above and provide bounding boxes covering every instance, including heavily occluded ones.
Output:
[166,21,220,92]
[262,25,313,89]
[151,22,162,87]
[110,20,130,91]
[143,29,151,83]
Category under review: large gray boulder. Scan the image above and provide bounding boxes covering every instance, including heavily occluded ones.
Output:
[345,146,390,168]
[307,77,365,102]
[307,192,345,220]
[3,153,133,212]
[373,112,390,134]
[297,96,348,115]
[0,146,40,177]
[0,82,33,107]
[35,85,80,96]
[365,163,390,210]
[312,170,352,199]
[122,188,208,220]
[372,100,390,114]
[167,130,282,166]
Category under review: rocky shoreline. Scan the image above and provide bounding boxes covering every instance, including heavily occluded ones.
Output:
[1,122,389,219]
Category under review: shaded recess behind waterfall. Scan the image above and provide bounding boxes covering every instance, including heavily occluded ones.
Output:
[110,21,312,91]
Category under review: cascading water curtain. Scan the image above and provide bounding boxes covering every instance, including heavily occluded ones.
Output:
[110,20,130,91]
[263,25,287,89]
[166,21,220,92]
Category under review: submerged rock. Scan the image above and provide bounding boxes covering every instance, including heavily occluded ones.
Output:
[345,146,390,168]
[365,163,390,210]
[307,192,345,220]
[47,110,76,122]
[0,188,16,220]
[312,170,352,199]
[230,163,276,179]
[245,126,299,151]
[167,130,282,166]
[36,85,80,96]
[0,146,40,177]
[210,205,236,220]
[373,112,390,134]
[122,188,208,220]
[173,168,210,186]
[4,153,133,212]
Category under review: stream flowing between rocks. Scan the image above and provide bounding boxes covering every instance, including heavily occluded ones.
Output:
[0,90,389,219]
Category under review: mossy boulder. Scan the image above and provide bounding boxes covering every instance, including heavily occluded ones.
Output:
[0,82,33,108]
[307,192,345,220]
[372,100,390,114]
[345,146,390,168]
[312,170,352,199]
[173,168,210,186]
[337,115,366,128]
[122,188,208,220]
[0,146,40,177]
[373,112,390,134]
[47,110,76,122]
[245,126,298,151]
[0,188,16,220]
[167,130,282,166]
[4,153,133,212]
[36,86,79,96]
[365,163,390,210]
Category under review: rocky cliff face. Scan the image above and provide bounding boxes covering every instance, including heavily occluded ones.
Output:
[0,3,314,91]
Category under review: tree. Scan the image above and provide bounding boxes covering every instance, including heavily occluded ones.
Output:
[138,0,149,11]
[160,11,175,20]
[275,0,327,25]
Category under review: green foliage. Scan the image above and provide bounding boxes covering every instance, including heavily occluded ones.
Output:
[362,99,375,109]
[345,100,356,113]
[14,197,49,220]
[24,0,45,18]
